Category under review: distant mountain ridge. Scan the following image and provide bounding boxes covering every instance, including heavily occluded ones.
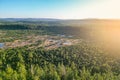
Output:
[0,18,61,22]
[0,18,120,26]
[0,18,120,22]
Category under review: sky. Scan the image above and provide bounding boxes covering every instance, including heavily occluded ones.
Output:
[0,0,120,19]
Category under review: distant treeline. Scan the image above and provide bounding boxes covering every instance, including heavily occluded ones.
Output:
[0,24,30,30]
[0,24,92,39]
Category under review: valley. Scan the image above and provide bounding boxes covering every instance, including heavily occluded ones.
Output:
[0,18,120,80]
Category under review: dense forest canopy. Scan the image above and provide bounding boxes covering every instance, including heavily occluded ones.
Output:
[0,18,120,80]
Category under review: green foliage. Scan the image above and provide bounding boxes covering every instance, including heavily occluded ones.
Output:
[0,21,120,80]
[0,42,120,80]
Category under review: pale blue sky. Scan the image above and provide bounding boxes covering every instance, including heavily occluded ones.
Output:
[0,0,120,19]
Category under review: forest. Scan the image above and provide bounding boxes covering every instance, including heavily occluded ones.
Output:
[0,19,120,80]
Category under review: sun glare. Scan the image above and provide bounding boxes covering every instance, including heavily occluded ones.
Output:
[94,21,120,54]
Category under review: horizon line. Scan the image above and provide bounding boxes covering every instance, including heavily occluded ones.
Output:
[1,17,120,20]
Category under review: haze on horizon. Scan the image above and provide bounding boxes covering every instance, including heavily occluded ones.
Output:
[0,0,120,19]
